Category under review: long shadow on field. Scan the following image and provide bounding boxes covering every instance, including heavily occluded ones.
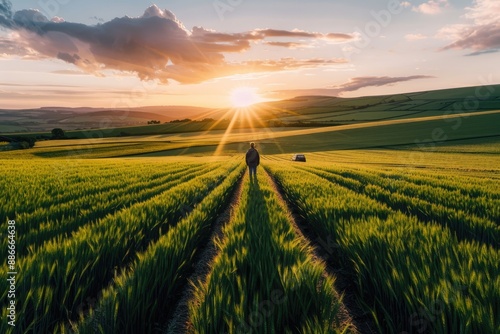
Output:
[246,177,297,273]
[243,177,277,299]
[235,176,322,333]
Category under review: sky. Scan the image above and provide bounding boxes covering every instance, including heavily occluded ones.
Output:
[0,0,499,109]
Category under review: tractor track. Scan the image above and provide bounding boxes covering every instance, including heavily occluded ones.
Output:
[165,173,245,334]
[166,168,378,333]
[264,168,378,334]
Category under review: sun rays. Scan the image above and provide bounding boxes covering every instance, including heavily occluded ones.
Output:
[177,88,320,158]
[229,87,263,108]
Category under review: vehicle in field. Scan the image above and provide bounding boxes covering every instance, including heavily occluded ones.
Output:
[291,154,306,162]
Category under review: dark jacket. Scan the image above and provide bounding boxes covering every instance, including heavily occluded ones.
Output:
[246,148,260,167]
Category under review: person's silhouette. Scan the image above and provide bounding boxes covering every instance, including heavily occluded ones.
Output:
[245,142,260,180]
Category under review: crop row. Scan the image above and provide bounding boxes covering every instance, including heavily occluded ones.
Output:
[1,164,210,257]
[296,165,499,247]
[0,160,186,219]
[303,151,500,199]
[266,163,500,334]
[330,165,499,221]
[72,162,246,333]
[1,161,240,333]
[386,167,500,200]
[189,171,349,333]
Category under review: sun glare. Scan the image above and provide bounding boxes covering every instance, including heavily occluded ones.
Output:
[229,87,261,108]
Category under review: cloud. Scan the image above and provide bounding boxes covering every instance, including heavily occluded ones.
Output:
[57,52,80,64]
[269,75,435,99]
[0,37,26,56]
[325,33,354,41]
[254,29,317,38]
[89,16,104,23]
[251,29,352,41]
[413,0,449,15]
[464,0,500,25]
[0,0,14,29]
[263,41,309,49]
[0,3,353,84]
[465,49,499,56]
[405,33,428,41]
[441,0,500,52]
[331,75,435,92]
[442,24,500,51]
[165,57,348,84]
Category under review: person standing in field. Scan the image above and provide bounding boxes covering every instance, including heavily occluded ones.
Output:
[245,142,260,179]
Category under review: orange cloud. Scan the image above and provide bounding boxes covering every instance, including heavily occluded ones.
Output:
[0,4,353,84]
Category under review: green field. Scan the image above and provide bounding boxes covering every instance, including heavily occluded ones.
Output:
[1,150,499,333]
[1,86,499,333]
[1,109,499,159]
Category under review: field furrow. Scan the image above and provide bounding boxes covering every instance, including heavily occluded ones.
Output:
[188,171,350,333]
[0,162,240,333]
[266,162,500,333]
[1,143,498,334]
[72,162,245,333]
[297,165,499,247]
[333,166,500,221]
[0,161,167,219]
[2,164,209,256]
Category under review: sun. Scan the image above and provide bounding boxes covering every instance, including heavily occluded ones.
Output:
[229,86,262,108]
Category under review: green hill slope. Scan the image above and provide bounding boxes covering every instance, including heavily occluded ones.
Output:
[255,84,500,124]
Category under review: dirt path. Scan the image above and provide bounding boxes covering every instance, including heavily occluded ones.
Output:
[165,169,377,333]
[165,173,246,334]
[263,169,378,334]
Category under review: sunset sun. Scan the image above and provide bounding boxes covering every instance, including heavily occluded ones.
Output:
[229,87,262,108]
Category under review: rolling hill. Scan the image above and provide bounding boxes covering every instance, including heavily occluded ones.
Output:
[2,84,499,135]
[0,106,212,133]
[254,84,500,123]
[1,84,499,159]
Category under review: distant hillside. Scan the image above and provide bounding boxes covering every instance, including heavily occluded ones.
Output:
[165,84,500,127]
[2,84,499,134]
[38,105,211,118]
[254,84,500,124]
[0,106,212,133]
